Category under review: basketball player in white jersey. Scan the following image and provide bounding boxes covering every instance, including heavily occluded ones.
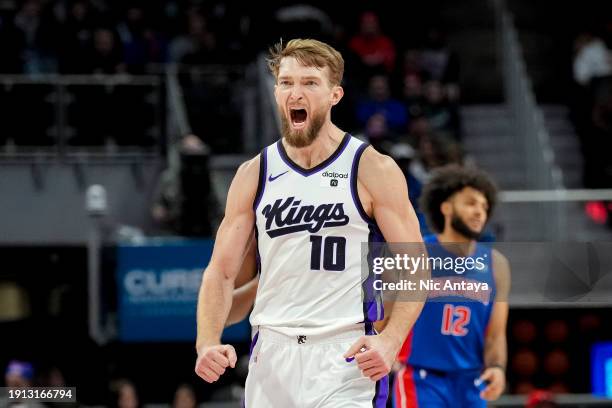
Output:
[194,39,425,407]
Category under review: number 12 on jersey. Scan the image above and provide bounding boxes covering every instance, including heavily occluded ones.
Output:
[309,235,346,271]
[441,304,471,336]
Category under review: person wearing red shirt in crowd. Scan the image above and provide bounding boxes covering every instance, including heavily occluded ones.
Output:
[349,11,396,74]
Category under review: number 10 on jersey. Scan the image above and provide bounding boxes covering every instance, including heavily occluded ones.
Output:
[309,235,346,271]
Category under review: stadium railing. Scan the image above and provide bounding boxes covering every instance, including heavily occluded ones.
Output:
[0,74,163,162]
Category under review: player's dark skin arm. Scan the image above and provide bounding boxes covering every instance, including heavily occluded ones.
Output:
[479,249,511,401]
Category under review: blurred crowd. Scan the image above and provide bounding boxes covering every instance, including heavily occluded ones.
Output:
[0,1,467,224]
[331,10,464,234]
[0,356,250,407]
[0,359,192,407]
[0,0,254,75]
[148,5,467,235]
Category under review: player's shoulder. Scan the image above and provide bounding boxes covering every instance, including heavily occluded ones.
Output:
[491,248,510,271]
[235,154,261,182]
[359,145,399,174]
[491,248,511,288]
[229,154,261,197]
[356,145,406,199]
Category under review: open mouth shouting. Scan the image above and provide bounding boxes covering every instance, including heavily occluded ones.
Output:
[290,108,308,130]
[280,104,324,147]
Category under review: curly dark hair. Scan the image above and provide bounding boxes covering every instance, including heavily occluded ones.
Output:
[420,164,498,233]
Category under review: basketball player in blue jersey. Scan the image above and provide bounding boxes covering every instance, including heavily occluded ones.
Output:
[393,164,510,408]
[194,39,426,407]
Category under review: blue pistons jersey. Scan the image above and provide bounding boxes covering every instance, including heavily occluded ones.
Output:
[400,234,496,372]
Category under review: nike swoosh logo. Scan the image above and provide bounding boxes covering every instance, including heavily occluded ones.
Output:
[268,171,289,182]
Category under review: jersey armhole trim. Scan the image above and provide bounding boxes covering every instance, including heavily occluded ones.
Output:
[253,147,268,211]
[351,143,375,224]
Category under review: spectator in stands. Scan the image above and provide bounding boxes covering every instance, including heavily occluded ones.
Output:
[200,2,250,61]
[151,133,219,236]
[109,378,140,408]
[407,118,463,187]
[348,11,396,78]
[443,139,465,165]
[58,0,97,73]
[168,9,205,63]
[13,0,58,73]
[88,27,126,74]
[41,365,68,408]
[50,367,66,388]
[407,113,464,171]
[172,383,197,408]
[152,134,203,228]
[389,142,430,234]
[117,5,167,73]
[1,360,46,407]
[422,79,460,140]
[356,74,407,132]
[420,27,459,84]
[408,114,432,141]
[420,27,461,112]
[357,113,399,154]
[402,72,425,120]
[4,360,35,387]
[178,11,223,65]
[401,49,425,79]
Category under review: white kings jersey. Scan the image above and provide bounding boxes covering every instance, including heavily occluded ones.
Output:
[250,134,384,336]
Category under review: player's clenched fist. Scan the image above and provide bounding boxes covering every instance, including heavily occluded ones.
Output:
[344,334,399,382]
[195,344,237,383]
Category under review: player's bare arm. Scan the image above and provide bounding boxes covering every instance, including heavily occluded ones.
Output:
[373,301,392,333]
[480,249,511,401]
[226,239,259,326]
[194,156,259,383]
[344,147,426,382]
[226,275,259,326]
[234,235,258,288]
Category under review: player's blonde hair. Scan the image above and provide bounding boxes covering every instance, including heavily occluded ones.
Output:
[267,39,345,86]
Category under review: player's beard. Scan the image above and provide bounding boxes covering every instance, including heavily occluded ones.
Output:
[280,106,326,148]
[450,214,482,241]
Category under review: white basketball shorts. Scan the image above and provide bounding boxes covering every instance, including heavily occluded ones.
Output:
[244,324,388,408]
